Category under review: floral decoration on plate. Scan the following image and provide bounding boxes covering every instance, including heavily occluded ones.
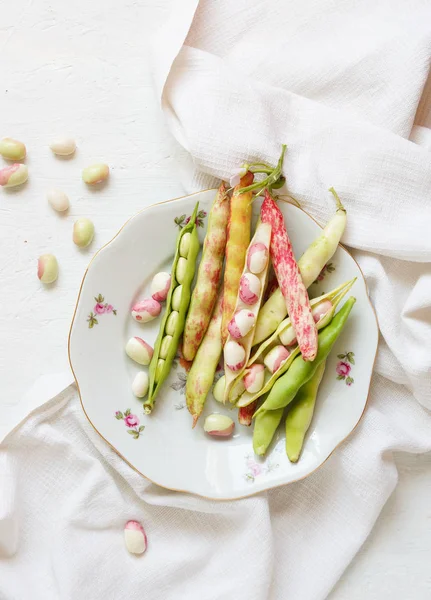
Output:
[174,210,207,230]
[336,351,355,386]
[313,262,335,284]
[244,453,280,483]
[115,409,145,439]
[87,294,117,328]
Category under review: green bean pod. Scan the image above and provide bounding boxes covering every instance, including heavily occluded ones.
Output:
[253,407,284,456]
[285,361,326,462]
[255,296,356,415]
[145,202,200,413]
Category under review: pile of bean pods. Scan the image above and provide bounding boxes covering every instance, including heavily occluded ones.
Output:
[126,146,357,463]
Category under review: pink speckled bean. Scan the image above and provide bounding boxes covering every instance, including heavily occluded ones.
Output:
[239,273,261,305]
[312,300,333,323]
[124,520,147,554]
[131,298,161,323]
[0,163,28,187]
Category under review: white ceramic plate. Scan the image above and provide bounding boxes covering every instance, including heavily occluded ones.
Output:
[69,189,378,500]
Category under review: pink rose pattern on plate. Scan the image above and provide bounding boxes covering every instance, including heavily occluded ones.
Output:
[336,351,355,386]
[174,210,207,230]
[87,294,117,328]
[313,262,335,284]
[115,409,145,439]
[244,453,280,483]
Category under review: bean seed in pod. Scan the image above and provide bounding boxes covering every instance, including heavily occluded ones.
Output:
[264,345,290,374]
[239,273,261,305]
[0,138,26,161]
[132,371,149,398]
[165,311,179,336]
[155,358,165,382]
[82,163,109,185]
[131,298,161,323]
[150,272,171,302]
[176,257,188,284]
[204,414,235,437]
[312,300,333,323]
[172,285,183,311]
[47,188,70,212]
[160,335,173,359]
[231,377,246,403]
[0,164,28,187]
[126,337,153,366]
[179,232,191,258]
[73,218,94,248]
[279,325,297,347]
[228,309,255,339]
[49,138,76,156]
[213,376,226,403]
[224,340,246,371]
[243,364,265,394]
[247,242,268,274]
[37,254,58,284]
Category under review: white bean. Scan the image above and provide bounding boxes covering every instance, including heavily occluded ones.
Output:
[132,371,149,398]
[49,138,76,156]
[47,188,70,212]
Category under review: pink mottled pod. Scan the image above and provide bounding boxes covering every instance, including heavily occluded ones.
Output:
[239,273,261,305]
[124,520,147,555]
[247,242,269,274]
[243,364,265,394]
[224,340,246,372]
[125,337,153,366]
[0,163,28,187]
[37,254,58,284]
[131,298,161,323]
[227,309,255,339]
[311,300,333,323]
[150,272,171,302]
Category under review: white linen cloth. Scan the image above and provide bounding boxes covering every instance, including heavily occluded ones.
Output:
[2,1,431,599]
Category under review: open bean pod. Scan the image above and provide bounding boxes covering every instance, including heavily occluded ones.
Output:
[145,202,201,413]
[236,278,356,408]
[248,278,356,367]
[223,220,272,402]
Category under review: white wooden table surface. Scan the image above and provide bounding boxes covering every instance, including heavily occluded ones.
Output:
[1,1,430,598]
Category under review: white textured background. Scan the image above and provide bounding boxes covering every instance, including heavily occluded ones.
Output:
[0,1,430,597]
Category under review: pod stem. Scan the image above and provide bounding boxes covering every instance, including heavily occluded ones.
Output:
[236,145,287,196]
[328,187,346,213]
